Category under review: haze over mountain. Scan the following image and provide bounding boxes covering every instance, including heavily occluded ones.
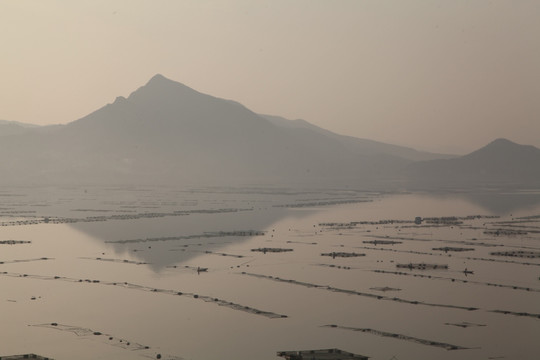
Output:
[261,114,453,162]
[405,138,540,187]
[0,75,444,187]
[0,119,40,137]
[0,75,537,188]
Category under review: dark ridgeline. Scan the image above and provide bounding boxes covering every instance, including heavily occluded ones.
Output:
[0,74,538,188]
[404,138,540,188]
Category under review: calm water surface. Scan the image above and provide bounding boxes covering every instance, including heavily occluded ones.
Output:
[0,187,539,359]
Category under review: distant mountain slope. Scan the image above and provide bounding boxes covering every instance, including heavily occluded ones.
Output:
[0,75,414,186]
[405,138,540,187]
[0,119,40,137]
[261,114,454,162]
[0,119,40,127]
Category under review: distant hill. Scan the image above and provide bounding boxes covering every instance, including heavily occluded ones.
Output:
[261,114,454,162]
[404,138,540,187]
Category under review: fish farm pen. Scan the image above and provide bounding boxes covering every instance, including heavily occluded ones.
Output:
[277,348,369,360]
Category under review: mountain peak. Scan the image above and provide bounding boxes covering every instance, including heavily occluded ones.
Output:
[147,73,168,83]
[132,74,200,97]
[404,137,540,186]
[470,138,537,158]
[144,73,180,87]
[487,138,517,147]
[113,96,127,104]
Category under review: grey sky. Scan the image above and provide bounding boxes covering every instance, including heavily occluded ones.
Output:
[1,0,538,154]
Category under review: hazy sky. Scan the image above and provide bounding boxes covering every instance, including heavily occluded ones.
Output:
[1,0,539,154]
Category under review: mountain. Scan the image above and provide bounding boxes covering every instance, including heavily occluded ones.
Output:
[0,74,434,186]
[261,114,454,162]
[404,138,540,187]
[1,75,536,188]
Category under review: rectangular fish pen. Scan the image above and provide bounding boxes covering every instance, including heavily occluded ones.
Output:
[277,348,369,360]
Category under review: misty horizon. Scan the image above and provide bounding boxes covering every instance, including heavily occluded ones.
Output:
[1,72,538,156]
[2,1,540,154]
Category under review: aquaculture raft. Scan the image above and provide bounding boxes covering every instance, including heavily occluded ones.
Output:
[277,348,369,360]
[321,252,365,258]
[0,355,53,360]
[396,263,448,270]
